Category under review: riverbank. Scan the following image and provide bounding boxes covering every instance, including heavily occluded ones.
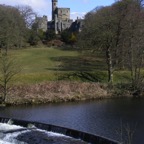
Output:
[0,47,136,106]
[4,81,133,105]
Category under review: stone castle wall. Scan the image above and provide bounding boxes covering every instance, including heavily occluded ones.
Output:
[36,0,83,33]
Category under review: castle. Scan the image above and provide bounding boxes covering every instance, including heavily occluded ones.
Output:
[35,0,83,33]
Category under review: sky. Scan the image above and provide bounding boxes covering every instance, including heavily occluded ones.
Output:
[0,0,116,20]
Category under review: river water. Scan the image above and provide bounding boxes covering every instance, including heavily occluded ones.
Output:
[0,98,143,144]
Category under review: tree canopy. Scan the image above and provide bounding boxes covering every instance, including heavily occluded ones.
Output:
[0,4,38,52]
[78,0,144,88]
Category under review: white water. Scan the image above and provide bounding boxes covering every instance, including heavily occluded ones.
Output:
[0,123,28,144]
[0,140,14,144]
[0,123,22,131]
[0,123,71,144]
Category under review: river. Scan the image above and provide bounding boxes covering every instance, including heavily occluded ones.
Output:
[0,98,143,144]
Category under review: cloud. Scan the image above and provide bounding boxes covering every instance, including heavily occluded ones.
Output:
[0,0,51,18]
[71,12,86,20]
[0,0,87,20]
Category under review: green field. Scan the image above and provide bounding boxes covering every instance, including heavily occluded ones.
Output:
[6,46,131,85]
[9,46,79,84]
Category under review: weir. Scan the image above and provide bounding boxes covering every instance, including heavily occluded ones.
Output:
[0,117,121,144]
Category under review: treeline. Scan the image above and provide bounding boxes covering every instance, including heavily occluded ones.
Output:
[0,5,37,52]
[79,0,144,90]
[0,4,77,50]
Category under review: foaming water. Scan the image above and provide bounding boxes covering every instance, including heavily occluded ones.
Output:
[0,140,14,144]
[0,123,27,144]
[0,123,22,131]
[0,123,87,144]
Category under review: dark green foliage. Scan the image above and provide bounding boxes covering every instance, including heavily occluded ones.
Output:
[0,5,26,52]
[27,30,40,46]
[38,29,46,41]
[61,29,77,45]
[0,5,38,49]
[45,30,56,41]
[61,29,71,44]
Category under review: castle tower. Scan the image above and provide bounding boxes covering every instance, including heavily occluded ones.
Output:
[52,0,58,20]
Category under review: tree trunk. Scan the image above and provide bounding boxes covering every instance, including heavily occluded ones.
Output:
[129,37,135,87]
[106,46,113,84]
[3,82,7,102]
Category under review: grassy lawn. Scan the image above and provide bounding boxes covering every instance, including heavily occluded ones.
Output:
[11,47,78,73]
[3,46,131,85]
[9,46,79,84]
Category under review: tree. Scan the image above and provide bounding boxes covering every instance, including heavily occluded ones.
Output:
[121,0,144,90]
[45,30,56,41]
[0,54,21,104]
[78,6,119,84]
[110,0,144,89]
[78,0,144,86]
[27,29,40,46]
[0,5,26,53]
[17,5,38,46]
[61,29,72,44]
[17,5,36,28]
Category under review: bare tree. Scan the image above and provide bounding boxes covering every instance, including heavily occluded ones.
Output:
[17,5,36,28]
[0,54,21,104]
[78,0,144,87]
[78,6,122,84]
[119,0,144,90]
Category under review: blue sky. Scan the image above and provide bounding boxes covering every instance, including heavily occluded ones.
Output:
[0,0,115,20]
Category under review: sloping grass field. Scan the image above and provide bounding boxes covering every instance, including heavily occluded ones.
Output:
[10,47,79,84]
[0,46,134,104]
[7,46,131,85]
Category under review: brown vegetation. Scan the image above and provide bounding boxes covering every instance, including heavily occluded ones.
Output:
[46,39,64,47]
[6,82,109,105]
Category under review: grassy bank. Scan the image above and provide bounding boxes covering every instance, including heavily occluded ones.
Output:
[6,81,135,105]
[0,46,136,105]
[6,82,110,105]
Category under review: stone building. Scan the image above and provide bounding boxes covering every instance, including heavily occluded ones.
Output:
[35,15,48,32]
[36,0,84,34]
[48,0,73,34]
